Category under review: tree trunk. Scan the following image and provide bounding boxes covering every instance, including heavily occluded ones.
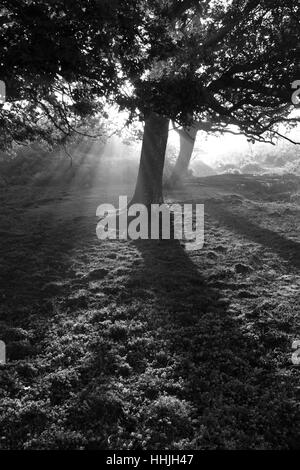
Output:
[168,125,197,187]
[131,112,170,206]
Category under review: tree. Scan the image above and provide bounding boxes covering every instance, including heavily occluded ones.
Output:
[168,125,198,188]
[167,119,217,187]
[1,1,300,204]
[0,0,141,147]
[128,0,300,201]
[131,112,169,204]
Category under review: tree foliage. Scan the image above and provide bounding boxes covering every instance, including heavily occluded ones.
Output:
[0,0,299,149]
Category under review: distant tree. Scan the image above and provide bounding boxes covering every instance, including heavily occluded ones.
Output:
[167,120,216,187]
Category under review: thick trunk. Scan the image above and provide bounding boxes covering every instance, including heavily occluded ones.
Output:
[168,125,197,187]
[131,112,170,206]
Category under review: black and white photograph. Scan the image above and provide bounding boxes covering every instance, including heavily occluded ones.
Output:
[0,0,300,454]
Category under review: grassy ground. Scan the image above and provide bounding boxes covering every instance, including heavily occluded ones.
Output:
[0,174,299,450]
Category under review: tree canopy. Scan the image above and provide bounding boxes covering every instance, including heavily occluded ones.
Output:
[0,0,299,149]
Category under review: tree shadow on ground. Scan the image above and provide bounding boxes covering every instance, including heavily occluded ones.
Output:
[1,201,299,450]
[112,238,299,450]
[0,213,96,358]
[206,202,300,269]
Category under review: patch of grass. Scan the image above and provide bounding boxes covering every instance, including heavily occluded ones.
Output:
[0,176,299,449]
